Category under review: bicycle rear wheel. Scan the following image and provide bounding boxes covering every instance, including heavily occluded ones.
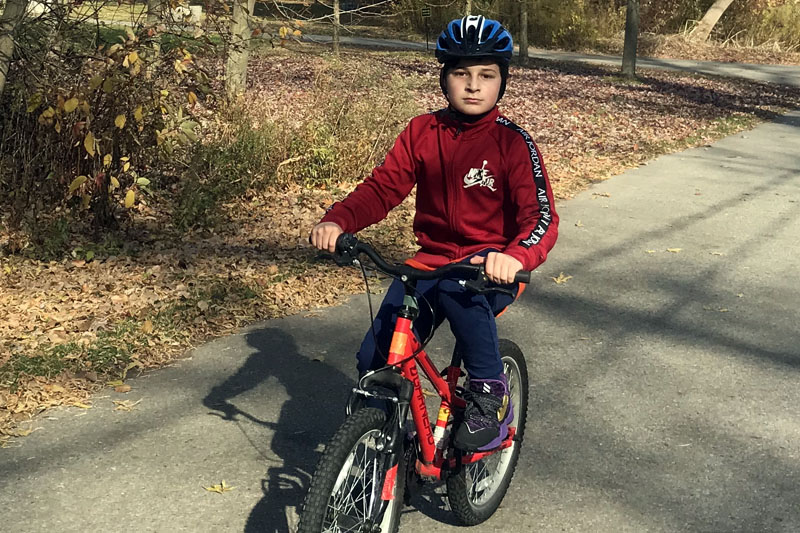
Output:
[446,339,529,525]
[298,408,406,533]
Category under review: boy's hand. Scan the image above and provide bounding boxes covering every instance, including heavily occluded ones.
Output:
[310,222,344,253]
[470,252,523,285]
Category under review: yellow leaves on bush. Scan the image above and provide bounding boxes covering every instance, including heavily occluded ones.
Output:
[115,114,127,129]
[187,91,197,106]
[293,29,302,37]
[38,107,55,125]
[134,105,144,122]
[26,92,42,113]
[84,131,96,157]
[279,26,290,39]
[103,154,113,168]
[174,59,187,74]
[64,98,79,113]
[68,175,88,195]
[90,76,103,90]
[110,176,120,190]
[124,190,135,208]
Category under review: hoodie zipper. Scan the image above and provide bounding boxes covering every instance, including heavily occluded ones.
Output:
[447,125,463,247]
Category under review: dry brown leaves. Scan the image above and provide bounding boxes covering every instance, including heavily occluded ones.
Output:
[2,48,799,441]
[594,33,800,66]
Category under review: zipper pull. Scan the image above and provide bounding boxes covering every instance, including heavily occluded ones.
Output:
[454,127,462,138]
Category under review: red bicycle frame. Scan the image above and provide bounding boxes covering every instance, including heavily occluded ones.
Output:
[386,315,515,480]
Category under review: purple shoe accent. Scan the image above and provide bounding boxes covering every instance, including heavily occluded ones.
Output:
[475,384,513,451]
[454,374,514,452]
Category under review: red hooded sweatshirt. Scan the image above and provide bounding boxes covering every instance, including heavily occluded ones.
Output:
[321,106,558,271]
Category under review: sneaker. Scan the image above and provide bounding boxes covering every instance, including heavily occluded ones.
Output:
[453,376,513,452]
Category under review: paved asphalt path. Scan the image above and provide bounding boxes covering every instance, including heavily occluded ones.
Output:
[2,112,800,532]
[303,34,800,88]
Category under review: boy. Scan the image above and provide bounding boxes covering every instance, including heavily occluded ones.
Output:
[310,15,558,451]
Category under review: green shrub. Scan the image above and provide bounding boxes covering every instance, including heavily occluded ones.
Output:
[0,5,214,236]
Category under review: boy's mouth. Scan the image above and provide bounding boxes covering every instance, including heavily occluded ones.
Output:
[463,98,482,104]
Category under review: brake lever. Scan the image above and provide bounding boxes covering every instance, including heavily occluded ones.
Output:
[460,270,516,298]
[333,233,360,266]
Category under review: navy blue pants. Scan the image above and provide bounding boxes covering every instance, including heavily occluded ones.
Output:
[356,253,519,380]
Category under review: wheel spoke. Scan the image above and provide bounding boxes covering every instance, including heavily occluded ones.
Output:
[322,431,386,532]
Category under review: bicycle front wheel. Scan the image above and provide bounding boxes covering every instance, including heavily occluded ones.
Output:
[447,339,529,525]
[298,408,406,533]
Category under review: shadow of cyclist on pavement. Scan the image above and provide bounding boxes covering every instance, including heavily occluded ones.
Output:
[202,326,354,532]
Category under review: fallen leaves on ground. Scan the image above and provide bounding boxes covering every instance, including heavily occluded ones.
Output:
[591,33,800,67]
[667,248,683,253]
[113,399,141,411]
[552,272,573,284]
[204,480,235,494]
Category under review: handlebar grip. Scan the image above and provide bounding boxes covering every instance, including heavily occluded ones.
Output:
[335,232,358,254]
[515,270,531,284]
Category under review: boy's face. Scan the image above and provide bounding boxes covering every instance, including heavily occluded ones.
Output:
[445,58,503,116]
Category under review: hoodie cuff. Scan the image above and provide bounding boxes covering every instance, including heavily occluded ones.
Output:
[503,246,543,273]
[320,206,354,233]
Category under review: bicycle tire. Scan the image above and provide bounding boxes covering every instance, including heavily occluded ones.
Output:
[298,408,406,533]
[446,339,529,525]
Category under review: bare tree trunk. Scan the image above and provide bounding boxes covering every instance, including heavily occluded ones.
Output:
[333,0,340,56]
[622,0,639,79]
[690,0,734,42]
[225,0,253,100]
[465,0,472,16]
[0,0,30,99]
[518,0,528,64]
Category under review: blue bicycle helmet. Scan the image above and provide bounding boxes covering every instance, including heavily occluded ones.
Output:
[436,16,513,65]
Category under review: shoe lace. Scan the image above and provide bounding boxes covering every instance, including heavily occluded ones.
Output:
[462,390,502,421]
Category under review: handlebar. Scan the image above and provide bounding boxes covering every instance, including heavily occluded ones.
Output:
[333,233,531,289]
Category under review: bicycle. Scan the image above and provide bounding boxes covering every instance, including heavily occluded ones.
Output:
[298,233,531,532]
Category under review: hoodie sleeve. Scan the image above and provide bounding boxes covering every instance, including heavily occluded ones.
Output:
[500,128,559,272]
[320,121,418,233]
